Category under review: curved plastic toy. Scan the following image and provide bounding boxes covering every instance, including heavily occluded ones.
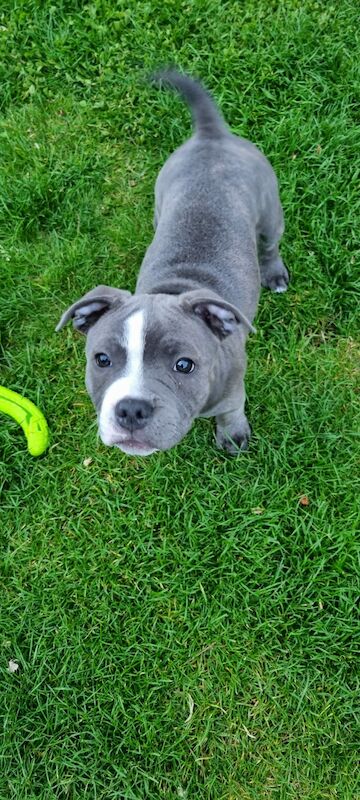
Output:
[0,386,49,456]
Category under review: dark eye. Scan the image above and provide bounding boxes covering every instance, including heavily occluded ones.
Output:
[174,358,195,374]
[95,353,112,368]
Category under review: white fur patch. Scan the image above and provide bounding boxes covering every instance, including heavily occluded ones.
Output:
[99,309,146,441]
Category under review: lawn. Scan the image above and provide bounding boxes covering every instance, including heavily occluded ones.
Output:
[0,1,359,798]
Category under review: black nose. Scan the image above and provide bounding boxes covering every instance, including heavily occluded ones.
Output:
[115,397,154,431]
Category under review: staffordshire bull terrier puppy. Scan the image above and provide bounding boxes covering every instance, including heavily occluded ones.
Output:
[57,70,289,455]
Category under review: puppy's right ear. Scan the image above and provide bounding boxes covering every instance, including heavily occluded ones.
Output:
[56,285,131,335]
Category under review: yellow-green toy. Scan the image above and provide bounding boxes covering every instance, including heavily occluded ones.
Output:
[0,386,49,456]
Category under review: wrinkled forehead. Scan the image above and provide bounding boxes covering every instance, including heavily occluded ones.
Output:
[86,294,202,355]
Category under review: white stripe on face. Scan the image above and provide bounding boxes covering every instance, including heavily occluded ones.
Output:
[99,309,146,441]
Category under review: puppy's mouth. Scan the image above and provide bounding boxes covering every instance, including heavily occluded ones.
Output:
[99,427,157,455]
[98,421,158,455]
[112,437,158,456]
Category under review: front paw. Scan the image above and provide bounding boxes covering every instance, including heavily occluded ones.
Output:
[216,423,251,454]
[267,274,289,293]
[261,258,289,293]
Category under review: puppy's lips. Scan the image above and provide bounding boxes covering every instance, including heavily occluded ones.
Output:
[98,423,157,452]
[109,433,157,456]
[112,436,158,456]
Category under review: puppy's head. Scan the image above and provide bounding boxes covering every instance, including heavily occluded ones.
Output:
[56,286,253,455]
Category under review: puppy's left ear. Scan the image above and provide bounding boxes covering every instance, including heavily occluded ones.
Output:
[182,291,256,339]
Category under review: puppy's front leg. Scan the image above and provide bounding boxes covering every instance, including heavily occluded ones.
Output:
[216,385,251,454]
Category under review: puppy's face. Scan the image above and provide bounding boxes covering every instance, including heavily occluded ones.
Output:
[57,286,251,455]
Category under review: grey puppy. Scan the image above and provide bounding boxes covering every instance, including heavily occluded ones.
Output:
[57,71,289,456]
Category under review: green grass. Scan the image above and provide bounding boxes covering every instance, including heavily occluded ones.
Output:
[1,1,359,797]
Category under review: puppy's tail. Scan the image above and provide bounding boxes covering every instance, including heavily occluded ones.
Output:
[151,69,227,139]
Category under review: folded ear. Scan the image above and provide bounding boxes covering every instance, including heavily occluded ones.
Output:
[56,285,132,335]
[181,291,256,339]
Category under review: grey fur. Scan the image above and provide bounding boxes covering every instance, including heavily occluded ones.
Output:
[57,71,289,455]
